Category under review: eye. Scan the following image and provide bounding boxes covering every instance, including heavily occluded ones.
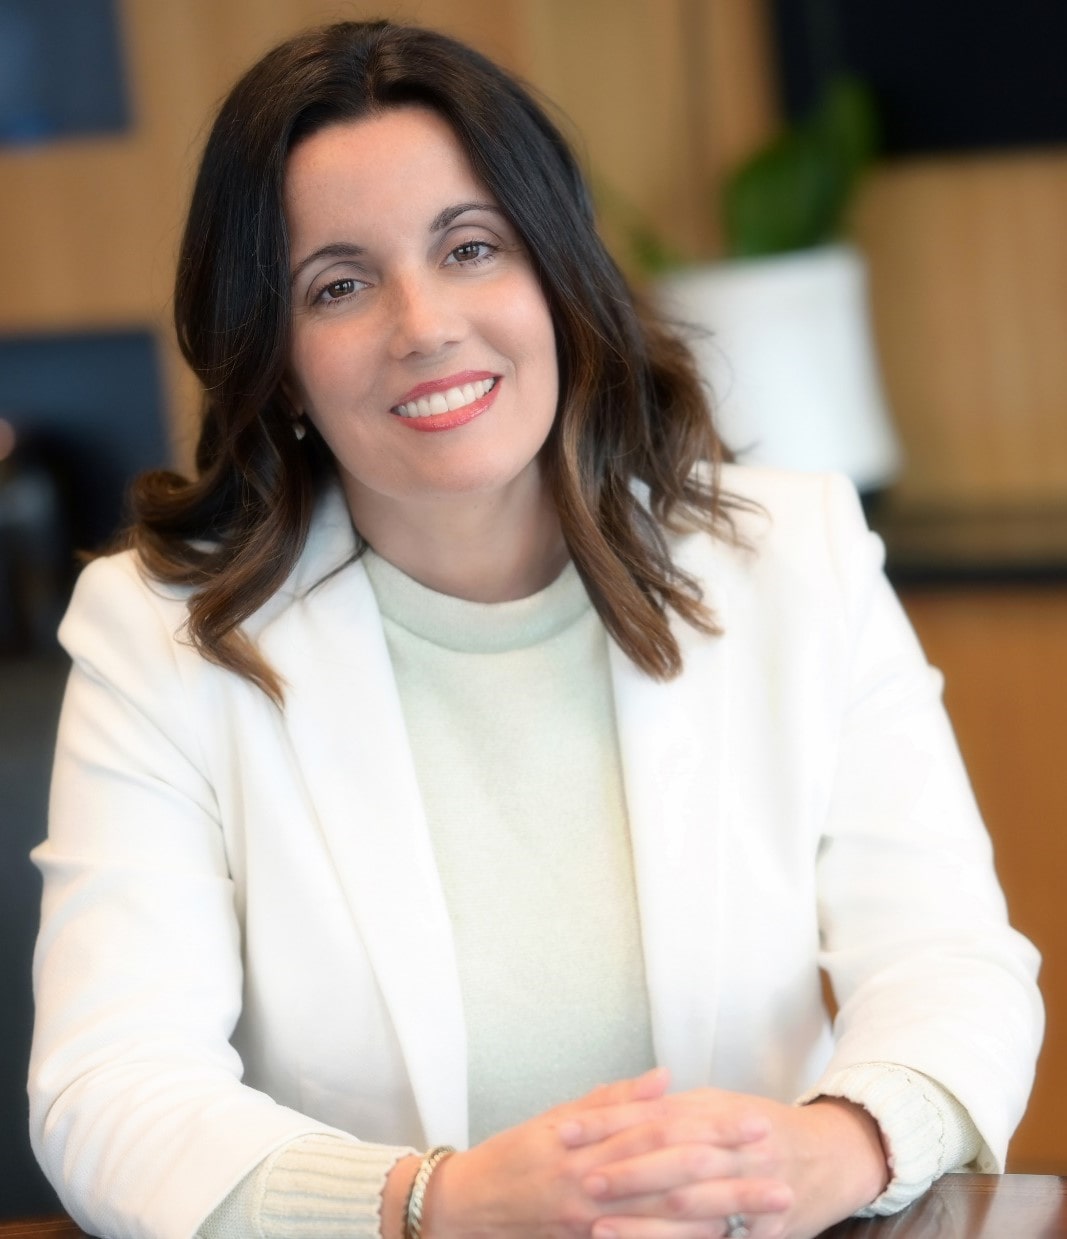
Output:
[447,239,498,266]
[314,277,362,304]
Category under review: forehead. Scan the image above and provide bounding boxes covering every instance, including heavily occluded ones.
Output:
[283,106,489,234]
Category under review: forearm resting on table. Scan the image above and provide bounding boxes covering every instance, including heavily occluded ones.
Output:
[196,1135,416,1239]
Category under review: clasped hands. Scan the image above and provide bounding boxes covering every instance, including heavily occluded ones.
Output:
[422,1068,889,1239]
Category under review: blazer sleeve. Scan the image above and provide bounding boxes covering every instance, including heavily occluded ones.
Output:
[29,555,346,1239]
[811,474,1044,1166]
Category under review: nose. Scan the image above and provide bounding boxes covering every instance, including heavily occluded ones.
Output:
[386,270,465,360]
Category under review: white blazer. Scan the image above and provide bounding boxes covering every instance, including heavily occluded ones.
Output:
[30,467,1042,1239]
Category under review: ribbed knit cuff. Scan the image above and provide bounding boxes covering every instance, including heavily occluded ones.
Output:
[798,1063,983,1216]
[197,1134,417,1239]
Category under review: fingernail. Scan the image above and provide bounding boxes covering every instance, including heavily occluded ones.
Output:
[583,1174,609,1198]
[767,1186,793,1210]
[637,1066,670,1094]
[558,1119,582,1145]
[593,1226,616,1239]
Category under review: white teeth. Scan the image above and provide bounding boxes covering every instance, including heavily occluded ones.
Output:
[447,384,475,411]
[394,377,496,418]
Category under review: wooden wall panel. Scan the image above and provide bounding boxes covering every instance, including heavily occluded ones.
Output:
[518,0,706,263]
[855,156,1067,508]
[903,587,1067,1173]
[675,0,780,253]
[511,0,780,268]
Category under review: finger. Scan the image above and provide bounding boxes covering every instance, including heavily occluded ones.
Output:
[558,1098,665,1149]
[593,1177,792,1230]
[582,1144,742,1199]
[591,1215,776,1239]
[586,1068,669,1106]
[593,1223,727,1239]
[557,1070,671,1131]
[631,1067,672,1101]
[588,1113,777,1170]
[581,1139,783,1202]
[561,1099,770,1151]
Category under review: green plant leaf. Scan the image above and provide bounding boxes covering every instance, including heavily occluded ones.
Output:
[813,76,879,186]
[721,74,879,258]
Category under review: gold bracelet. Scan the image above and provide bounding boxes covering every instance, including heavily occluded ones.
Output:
[404,1145,455,1239]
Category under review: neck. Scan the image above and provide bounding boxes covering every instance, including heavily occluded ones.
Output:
[344,474,569,603]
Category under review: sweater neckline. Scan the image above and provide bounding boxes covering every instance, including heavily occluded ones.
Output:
[362,550,591,654]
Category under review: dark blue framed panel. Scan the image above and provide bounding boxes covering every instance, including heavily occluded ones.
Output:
[0,0,129,144]
[0,329,168,554]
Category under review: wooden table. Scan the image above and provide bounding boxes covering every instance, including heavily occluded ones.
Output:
[3,1175,1064,1238]
[821,1174,1066,1237]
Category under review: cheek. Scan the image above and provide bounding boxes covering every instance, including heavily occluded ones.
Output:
[507,288,560,404]
[288,330,361,414]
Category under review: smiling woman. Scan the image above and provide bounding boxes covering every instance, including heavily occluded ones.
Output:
[27,18,1042,1239]
[284,108,562,600]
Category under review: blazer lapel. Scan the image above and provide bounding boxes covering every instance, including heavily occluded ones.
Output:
[609,536,732,1092]
[259,497,468,1146]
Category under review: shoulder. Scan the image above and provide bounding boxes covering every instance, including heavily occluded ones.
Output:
[63,485,360,661]
[673,463,880,571]
[63,550,191,645]
[718,463,869,545]
[58,552,201,708]
[673,465,887,626]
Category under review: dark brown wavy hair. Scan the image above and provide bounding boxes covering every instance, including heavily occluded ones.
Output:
[127,19,745,703]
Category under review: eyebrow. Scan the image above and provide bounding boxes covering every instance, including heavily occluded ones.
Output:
[289,201,504,287]
[290,242,364,287]
[429,200,502,231]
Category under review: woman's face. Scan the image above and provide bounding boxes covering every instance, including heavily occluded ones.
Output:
[284,106,560,532]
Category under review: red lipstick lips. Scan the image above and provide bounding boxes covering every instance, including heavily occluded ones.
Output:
[391,371,500,433]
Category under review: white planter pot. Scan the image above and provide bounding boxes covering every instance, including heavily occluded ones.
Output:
[654,243,901,492]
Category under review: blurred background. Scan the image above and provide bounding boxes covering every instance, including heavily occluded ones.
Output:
[1,0,1065,1217]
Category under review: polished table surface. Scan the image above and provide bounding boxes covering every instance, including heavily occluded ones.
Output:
[2,1175,1065,1238]
[820,1174,1067,1237]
